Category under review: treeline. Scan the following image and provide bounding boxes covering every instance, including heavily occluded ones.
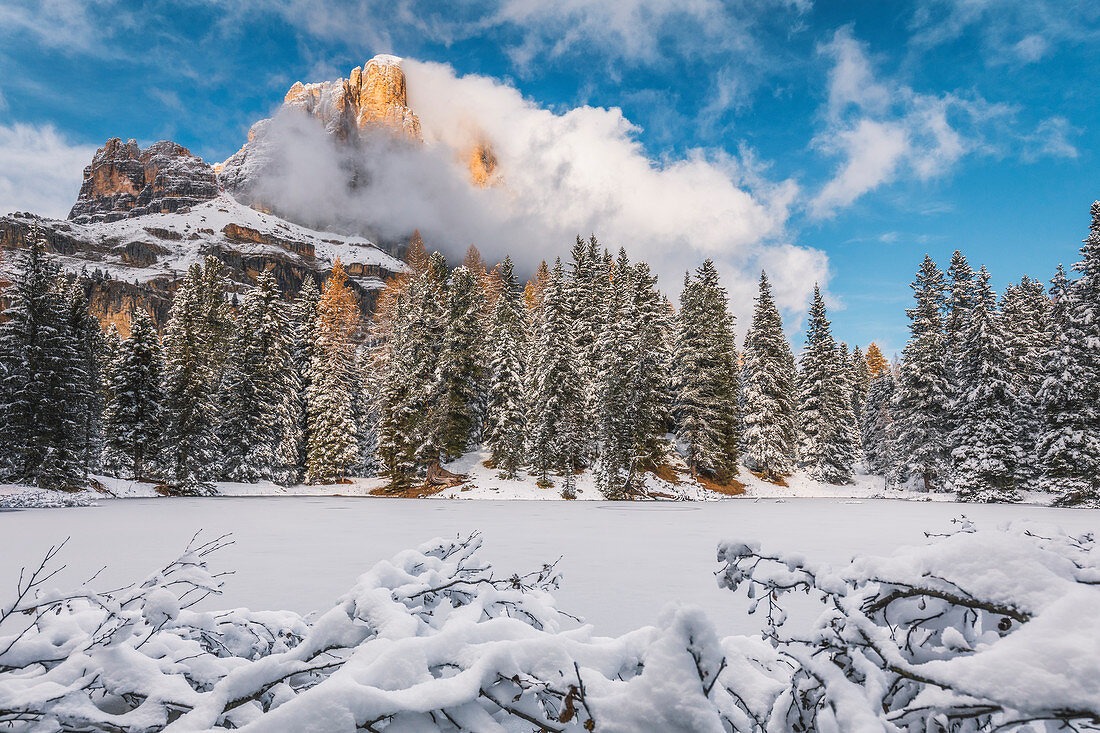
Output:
[861,202,1100,506]
[0,229,364,493]
[3,202,1099,503]
[363,235,863,497]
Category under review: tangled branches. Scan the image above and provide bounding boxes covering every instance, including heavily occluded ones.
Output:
[717,518,1100,731]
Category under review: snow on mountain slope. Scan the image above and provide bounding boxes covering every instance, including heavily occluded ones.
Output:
[10,193,404,288]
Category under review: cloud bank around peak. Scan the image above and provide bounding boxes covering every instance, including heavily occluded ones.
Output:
[249,58,825,325]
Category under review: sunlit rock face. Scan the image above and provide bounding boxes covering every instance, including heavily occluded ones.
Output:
[68,139,220,224]
[218,54,502,202]
[467,140,500,187]
[281,55,423,142]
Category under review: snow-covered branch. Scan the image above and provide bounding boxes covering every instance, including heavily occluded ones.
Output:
[717,517,1100,731]
[4,522,1099,731]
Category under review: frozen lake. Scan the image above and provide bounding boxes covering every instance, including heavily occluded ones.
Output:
[2,497,1098,636]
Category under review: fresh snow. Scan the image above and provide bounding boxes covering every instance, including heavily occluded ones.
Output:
[2,194,405,289]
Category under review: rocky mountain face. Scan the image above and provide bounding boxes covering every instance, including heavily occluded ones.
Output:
[2,160,406,335]
[69,139,220,224]
[219,55,497,204]
[1,54,513,335]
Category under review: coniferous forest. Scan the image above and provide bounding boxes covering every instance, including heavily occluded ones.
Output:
[2,202,1100,505]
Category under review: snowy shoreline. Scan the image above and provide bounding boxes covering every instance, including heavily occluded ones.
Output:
[0,458,1059,508]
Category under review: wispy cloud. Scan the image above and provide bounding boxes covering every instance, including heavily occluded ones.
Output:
[908,0,1100,65]
[810,26,1029,218]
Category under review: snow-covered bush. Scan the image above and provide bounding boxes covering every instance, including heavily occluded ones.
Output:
[718,517,1100,731]
[0,532,779,731]
[4,522,1099,731]
[0,487,97,509]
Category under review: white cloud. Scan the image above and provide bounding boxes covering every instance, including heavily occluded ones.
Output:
[248,59,825,324]
[0,123,96,218]
[1022,116,1080,161]
[810,27,1015,218]
[812,119,909,216]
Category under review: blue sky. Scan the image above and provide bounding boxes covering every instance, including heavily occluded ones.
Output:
[1,0,1098,355]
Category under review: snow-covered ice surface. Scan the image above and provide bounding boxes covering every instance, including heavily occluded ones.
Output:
[1,497,1096,637]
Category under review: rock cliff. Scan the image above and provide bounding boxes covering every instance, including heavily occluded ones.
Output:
[68,139,220,224]
[1,193,406,336]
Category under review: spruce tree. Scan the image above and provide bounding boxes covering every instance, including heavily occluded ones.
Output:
[217,272,302,484]
[795,286,859,484]
[161,259,226,493]
[305,260,362,484]
[1000,276,1049,489]
[290,276,320,478]
[102,309,162,480]
[565,236,607,462]
[861,367,896,475]
[672,260,740,480]
[594,251,636,498]
[850,345,871,426]
[373,277,419,490]
[435,265,487,461]
[944,251,975,460]
[625,260,674,471]
[0,226,86,489]
[949,267,1022,502]
[740,272,796,481]
[1037,203,1100,505]
[892,255,951,491]
[527,259,585,496]
[484,256,527,478]
[63,278,103,471]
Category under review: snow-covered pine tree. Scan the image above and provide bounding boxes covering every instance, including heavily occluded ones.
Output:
[594,251,636,498]
[865,342,888,378]
[373,275,418,490]
[161,259,227,493]
[373,251,450,489]
[672,260,740,480]
[565,236,608,462]
[63,278,103,471]
[484,256,527,478]
[102,309,162,480]
[216,272,302,485]
[850,345,871,426]
[305,259,362,484]
[1000,276,1050,490]
[949,267,1023,502]
[0,226,86,489]
[892,255,951,492]
[739,271,796,481]
[795,286,859,484]
[526,258,586,496]
[1037,203,1100,505]
[861,366,896,475]
[625,260,674,472]
[943,250,975,461]
[436,265,487,461]
[290,276,320,479]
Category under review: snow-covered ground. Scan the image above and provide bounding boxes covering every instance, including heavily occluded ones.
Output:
[2,497,1097,637]
[0,452,1062,507]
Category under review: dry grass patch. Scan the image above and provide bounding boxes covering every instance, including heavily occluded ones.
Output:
[696,475,748,496]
